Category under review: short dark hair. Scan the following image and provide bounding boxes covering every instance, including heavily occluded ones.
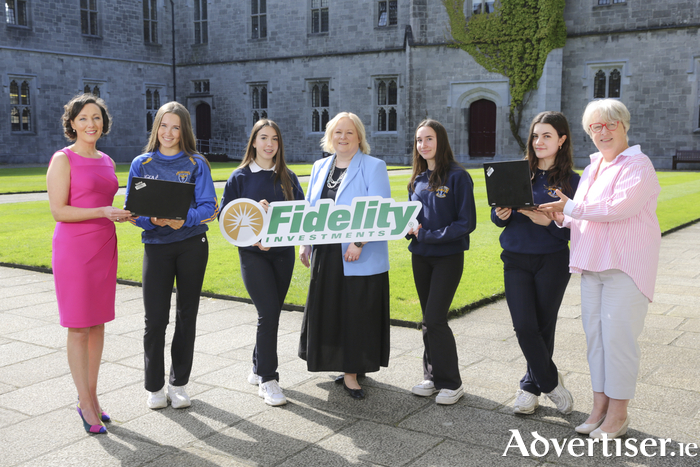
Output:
[62,93,111,141]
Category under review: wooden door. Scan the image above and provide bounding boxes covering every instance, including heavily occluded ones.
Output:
[469,99,496,157]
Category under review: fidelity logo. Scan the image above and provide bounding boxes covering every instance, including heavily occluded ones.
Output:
[219,196,422,247]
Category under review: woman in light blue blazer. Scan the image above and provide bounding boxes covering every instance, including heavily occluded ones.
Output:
[298,112,391,400]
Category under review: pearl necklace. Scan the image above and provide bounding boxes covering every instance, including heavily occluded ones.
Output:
[325,156,348,189]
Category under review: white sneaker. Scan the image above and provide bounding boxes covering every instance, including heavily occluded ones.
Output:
[167,384,191,409]
[435,385,464,405]
[513,389,539,414]
[411,380,439,397]
[248,371,262,386]
[545,372,574,414]
[258,380,287,406]
[147,388,167,409]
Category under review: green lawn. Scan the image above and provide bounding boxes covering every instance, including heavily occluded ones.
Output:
[1,168,699,323]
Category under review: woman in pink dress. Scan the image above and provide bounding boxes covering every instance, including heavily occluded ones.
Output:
[47,94,131,434]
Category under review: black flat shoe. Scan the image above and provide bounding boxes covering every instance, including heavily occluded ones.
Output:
[343,381,365,399]
[335,373,366,384]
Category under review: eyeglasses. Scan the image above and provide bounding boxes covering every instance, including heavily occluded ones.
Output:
[589,121,619,133]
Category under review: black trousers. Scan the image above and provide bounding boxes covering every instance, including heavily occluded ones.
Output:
[239,247,295,383]
[412,252,464,390]
[502,248,570,395]
[142,233,208,392]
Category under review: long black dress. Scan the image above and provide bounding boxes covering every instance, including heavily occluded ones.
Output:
[298,167,390,373]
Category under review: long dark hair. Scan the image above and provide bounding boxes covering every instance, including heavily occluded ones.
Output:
[241,119,296,201]
[408,119,458,192]
[526,111,574,194]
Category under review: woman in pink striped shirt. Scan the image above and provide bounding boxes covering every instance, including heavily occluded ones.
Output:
[539,99,661,440]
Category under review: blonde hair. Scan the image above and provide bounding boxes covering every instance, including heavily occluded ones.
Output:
[320,112,371,154]
[582,99,631,142]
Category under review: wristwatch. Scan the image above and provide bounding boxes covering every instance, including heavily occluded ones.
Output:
[354,242,363,248]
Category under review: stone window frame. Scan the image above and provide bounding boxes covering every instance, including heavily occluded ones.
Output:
[144,84,165,134]
[5,0,29,28]
[582,60,628,101]
[80,0,100,37]
[307,78,331,133]
[309,0,329,35]
[597,0,625,6]
[193,79,210,95]
[251,0,267,40]
[372,75,400,134]
[376,0,397,28]
[8,74,36,134]
[193,0,208,45]
[82,79,106,99]
[143,0,158,44]
[249,82,268,127]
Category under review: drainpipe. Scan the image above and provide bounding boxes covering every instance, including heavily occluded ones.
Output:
[169,0,177,101]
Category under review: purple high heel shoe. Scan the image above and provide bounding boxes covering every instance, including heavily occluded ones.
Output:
[76,405,107,434]
[77,400,110,422]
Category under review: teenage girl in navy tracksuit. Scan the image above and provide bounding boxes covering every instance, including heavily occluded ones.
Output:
[219,119,304,407]
[491,111,580,415]
[125,101,218,410]
[407,119,476,405]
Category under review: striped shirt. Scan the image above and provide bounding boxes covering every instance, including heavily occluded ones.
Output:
[561,145,661,301]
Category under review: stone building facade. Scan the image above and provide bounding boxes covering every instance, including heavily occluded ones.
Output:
[1,0,699,168]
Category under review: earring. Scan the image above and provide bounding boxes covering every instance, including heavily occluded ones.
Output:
[559,145,562,150]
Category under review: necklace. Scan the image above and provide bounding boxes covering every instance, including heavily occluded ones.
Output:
[325,156,348,189]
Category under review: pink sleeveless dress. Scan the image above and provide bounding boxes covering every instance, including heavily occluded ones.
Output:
[52,148,118,328]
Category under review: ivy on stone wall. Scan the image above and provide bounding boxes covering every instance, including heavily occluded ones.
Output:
[443,0,566,152]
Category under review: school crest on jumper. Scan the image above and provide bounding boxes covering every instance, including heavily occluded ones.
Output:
[436,186,449,198]
[176,171,191,183]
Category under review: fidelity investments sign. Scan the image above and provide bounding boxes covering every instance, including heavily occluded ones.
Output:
[219,197,422,247]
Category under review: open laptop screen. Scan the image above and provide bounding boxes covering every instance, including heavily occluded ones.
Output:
[125,177,195,220]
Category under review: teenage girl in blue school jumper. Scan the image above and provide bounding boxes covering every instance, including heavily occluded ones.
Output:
[220,119,304,406]
[407,119,476,405]
[125,101,218,410]
[491,111,580,415]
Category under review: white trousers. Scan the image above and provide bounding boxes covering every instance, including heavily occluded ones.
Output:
[581,269,649,400]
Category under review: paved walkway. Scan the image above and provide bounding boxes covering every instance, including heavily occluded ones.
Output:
[0,224,699,466]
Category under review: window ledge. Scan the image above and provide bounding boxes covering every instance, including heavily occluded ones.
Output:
[248,37,268,43]
[5,24,30,30]
[11,132,36,136]
[692,128,700,134]
[373,131,398,135]
[375,25,398,30]
[145,42,163,48]
[308,32,329,37]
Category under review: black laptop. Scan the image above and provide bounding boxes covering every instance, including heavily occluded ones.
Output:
[483,160,537,209]
[125,177,195,220]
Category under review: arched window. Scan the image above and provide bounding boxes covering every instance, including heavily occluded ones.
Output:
[594,70,606,99]
[250,83,268,126]
[11,107,20,132]
[377,81,386,106]
[10,81,19,105]
[153,90,160,108]
[310,81,330,132]
[10,78,33,133]
[84,84,92,94]
[146,89,153,109]
[321,84,329,108]
[92,86,100,97]
[388,108,397,132]
[312,110,320,133]
[375,77,399,132]
[22,108,31,132]
[20,81,30,105]
[378,108,387,132]
[388,80,397,105]
[609,69,621,98]
[145,87,164,133]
